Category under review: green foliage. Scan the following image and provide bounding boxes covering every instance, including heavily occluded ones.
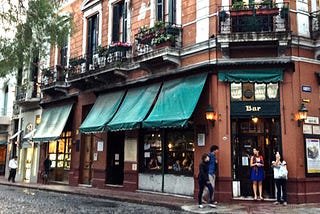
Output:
[0,0,74,77]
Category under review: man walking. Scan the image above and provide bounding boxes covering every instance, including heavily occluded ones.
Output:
[8,156,18,183]
[202,145,219,205]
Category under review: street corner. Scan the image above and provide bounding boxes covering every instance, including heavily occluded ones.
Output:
[181,203,247,214]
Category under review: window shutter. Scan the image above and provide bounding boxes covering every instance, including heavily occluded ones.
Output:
[122,2,127,42]
[168,0,176,24]
[156,0,164,21]
[112,4,121,42]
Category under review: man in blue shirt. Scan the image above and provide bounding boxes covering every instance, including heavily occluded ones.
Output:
[202,145,219,205]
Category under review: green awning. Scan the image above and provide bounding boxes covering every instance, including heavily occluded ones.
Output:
[79,91,125,133]
[142,73,207,128]
[107,84,161,131]
[33,104,73,142]
[218,69,283,82]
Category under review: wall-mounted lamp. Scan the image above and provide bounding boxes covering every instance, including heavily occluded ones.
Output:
[297,103,308,127]
[205,104,217,126]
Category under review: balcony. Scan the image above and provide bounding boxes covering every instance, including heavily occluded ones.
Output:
[15,84,41,108]
[217,2,290,58]
[134,21,182,67]
[41,65,70,96]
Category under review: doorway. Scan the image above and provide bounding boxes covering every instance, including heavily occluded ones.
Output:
[106,132,124,185]
[79,134,93,185]
[231,117,281,199]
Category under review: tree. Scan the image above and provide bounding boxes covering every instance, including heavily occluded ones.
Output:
[0,0,74,85]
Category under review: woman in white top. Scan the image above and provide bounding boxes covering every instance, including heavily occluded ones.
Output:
[272,152,287,206]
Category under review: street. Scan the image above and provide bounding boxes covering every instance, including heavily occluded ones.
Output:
[0,185,189,214]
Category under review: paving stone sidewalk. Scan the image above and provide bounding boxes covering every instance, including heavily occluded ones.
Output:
[1,177,320,213]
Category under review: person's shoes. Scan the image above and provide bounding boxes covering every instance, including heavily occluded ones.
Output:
[283,202,287,206]
[273,201,279,205]
[209,203,217,208]
[199,204,204,208]
[260,197,264,201]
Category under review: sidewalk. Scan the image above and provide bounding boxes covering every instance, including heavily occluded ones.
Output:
[1,177,320,213]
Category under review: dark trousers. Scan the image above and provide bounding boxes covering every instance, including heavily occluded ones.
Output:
[275,178,287,202]
[198,179,213,205]
[8,169,17,182]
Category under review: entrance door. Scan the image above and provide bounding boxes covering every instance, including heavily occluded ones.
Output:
[106,132,124,185]
[79,135,93,184]
[232,118,280,198]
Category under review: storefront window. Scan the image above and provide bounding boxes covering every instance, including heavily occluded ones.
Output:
[167,131,194,175]
[48,131,72,170]
[143,133,162,172]
[141,130,194,176]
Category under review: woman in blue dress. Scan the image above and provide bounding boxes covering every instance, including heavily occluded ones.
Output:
[250,148,264,200]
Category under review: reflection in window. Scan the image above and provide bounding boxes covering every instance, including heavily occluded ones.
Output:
[141,130,194,176]
[48,131,72,170]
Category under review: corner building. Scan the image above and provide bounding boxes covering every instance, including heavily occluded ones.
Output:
[37,0,320,203]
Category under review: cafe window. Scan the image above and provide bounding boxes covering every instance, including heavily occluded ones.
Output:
[167,131,194,175]
[141,130,194,176]
[48,131,72,170]
[231,82,279,101]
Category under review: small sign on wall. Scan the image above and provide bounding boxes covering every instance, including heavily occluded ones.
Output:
[197,133,205,146]
[97,141,104,151]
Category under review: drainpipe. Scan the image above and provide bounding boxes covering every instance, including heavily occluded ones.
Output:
[161,129,165,193]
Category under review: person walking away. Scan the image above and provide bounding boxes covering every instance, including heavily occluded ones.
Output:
[250,148,264,200]
[44,155,52,175]
[8,156,18,183]
[272,152,288,206]
[198,154,216,209]
[202,145,219,204]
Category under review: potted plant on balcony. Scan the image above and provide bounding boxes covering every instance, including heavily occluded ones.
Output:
[109,42,132,53]
[280,5,289,19]
[219,10,228,22]
[256,0,279,16]
[97,45,109,57]
[135,25,155,45]
[165,23,181,35]
[230,1,252,16]
[152,33,175,48]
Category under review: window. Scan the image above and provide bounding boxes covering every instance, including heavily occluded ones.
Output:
[141,130,194,176]
[168,0,176,24]
[112,1,127,42]
[59,43,68,67]
[3,85,8,115]
[156,0,164,21]
[48,131,72,170]
[87,14,99,56]
[231,82,279,101]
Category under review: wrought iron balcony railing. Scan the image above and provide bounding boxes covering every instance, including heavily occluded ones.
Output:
[134,21,182,55]
[218,2,290,34]
[15,84,41,102]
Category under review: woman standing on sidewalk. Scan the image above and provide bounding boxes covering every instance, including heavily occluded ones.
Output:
[272,152,288,206]
[197,154,216,208]
[250,148,264,201]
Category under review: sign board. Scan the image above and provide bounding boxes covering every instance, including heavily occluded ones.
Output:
[305,116,319,125]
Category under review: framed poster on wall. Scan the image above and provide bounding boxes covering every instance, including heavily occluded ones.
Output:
[304,135,320,177]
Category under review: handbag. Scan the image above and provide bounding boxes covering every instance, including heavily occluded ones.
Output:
[279,165,288,179]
